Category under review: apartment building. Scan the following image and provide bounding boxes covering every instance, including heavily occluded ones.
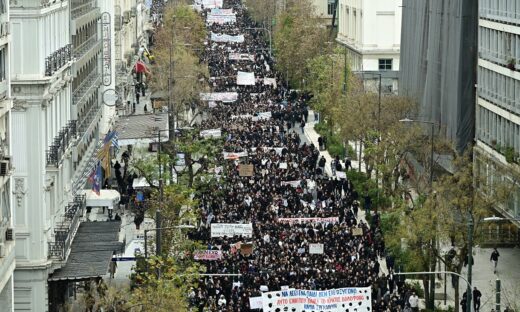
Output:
[311,0,335,26]
[0,0,15,310]
[336,0,401,93]
[399,0,478,153]
[475,0,520,225]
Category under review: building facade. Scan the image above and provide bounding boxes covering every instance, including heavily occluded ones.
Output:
[311,0,335,26]
[399,0,478,153]
[0,0,15,310]
[336,0,401,93]
[475,0,520,225]
[9,0,103,309]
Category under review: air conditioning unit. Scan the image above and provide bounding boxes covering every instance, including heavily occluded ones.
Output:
[5,228,13,241]
[0,160,9,176]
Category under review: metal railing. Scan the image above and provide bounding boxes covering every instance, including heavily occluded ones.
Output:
[479,8,520,26]
[45,44,73,77]
[73,34,99,59]
[48,195,86,260]
[46,120,77,167]
[71,0,97,19]
[73,71,101,107]
[77,101,102,137]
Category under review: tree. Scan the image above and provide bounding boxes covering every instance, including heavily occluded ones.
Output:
[383,151,517,312]
[273,0,328,87]
[150,3,209,122]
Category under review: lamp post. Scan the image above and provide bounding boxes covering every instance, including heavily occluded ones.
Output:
[244,27,272,57]
[399,118,436,309]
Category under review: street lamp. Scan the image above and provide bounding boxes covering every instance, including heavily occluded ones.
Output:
[244,27,272,57]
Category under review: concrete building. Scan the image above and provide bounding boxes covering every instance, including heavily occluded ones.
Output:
[474,0,520,226]
[0,0,15,310]
[399,0,478,153]
[336,0,401,93]
[311,0,335,26]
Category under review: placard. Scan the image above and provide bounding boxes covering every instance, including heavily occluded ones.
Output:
[352,227,363,236]
[211,223,253,238]
[336,171,346,179]
[237,71,256,85]
[279,162,288,169]
[263,78,277,88]
[223,151,248,159]
[193,250,222,260]
[239,164,254,177]
[261,287,372,312]
[249,296,263,310]
[309,243,324,254]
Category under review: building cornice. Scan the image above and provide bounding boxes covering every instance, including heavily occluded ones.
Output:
[10,0,69,18]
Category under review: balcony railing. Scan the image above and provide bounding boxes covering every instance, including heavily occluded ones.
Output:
[479,8,520,26]
[48,195,86,260]
[45,44,73,77]
[46,120,77,167]
[71,0,97,19]
[73,71,101,107]
[73,34,98,60]
[77,102,102,137]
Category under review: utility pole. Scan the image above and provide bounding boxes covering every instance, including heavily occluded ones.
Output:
[466,216,474,312]
[343,46,347,93]
[157,131,163,257]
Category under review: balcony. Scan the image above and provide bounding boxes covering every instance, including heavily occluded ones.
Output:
[480,8,520,26]
[73,71,101,107]
[45,44,73,77]
[76,101,102,138]
[70,0,100,35]
[46,120,77,167]
[48,195,86,261]
[73,34,102,71]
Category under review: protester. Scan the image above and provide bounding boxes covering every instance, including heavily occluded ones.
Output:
[491,247,500,274]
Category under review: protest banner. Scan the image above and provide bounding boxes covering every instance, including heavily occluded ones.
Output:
[277,217,339,224]
[200,92,238,102]
[249,296,263,309]
[352,227,363,236]
[261,287,372,312]
[193,250,222,260]
[281,180,301,187]
[239,164,254,177]
[229,53,255,61]
[309,243,324,254]
[200,128,222,138]
[211,223,253,237]
[194,0,223,8]
[210,8,234,15]
[206,15,236,24]
[256,112,272,120]
[211,32,244,43]
[223,151,248,159]
[237,71,256,85]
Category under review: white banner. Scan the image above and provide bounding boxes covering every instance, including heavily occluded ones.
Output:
[336,171,346,179]
[309,243,324,254]
[211,32,244,43]
[207,15,236,24]
[210,8,234,15]
[229,53,255,61]
[200,128,222,138]
[263,78,277,88]
[237,71,256,85]
[256,112,272,120]
[223,151,248,159]
[277,217,340,224]
[211,223,253,238]
[200,92,238,102]
[194,0,223,8]
[262,287,372,312]
[281,180,301,187]
[249,296,263,310]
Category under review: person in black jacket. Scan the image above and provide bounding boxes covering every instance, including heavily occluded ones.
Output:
[491,248,500,273]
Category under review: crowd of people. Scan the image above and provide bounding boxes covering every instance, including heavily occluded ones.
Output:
[145,0,422,311]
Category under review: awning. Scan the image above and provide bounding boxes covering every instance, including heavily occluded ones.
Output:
[48,221,123,281]
[82,189,121,209]
[113,113,169,146]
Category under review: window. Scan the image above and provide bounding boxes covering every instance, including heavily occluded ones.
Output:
[0,47,5,82]
[378,59,393,70]
[327,0,335,15]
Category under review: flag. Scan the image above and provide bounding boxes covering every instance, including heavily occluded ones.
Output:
[92,161,102,196]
